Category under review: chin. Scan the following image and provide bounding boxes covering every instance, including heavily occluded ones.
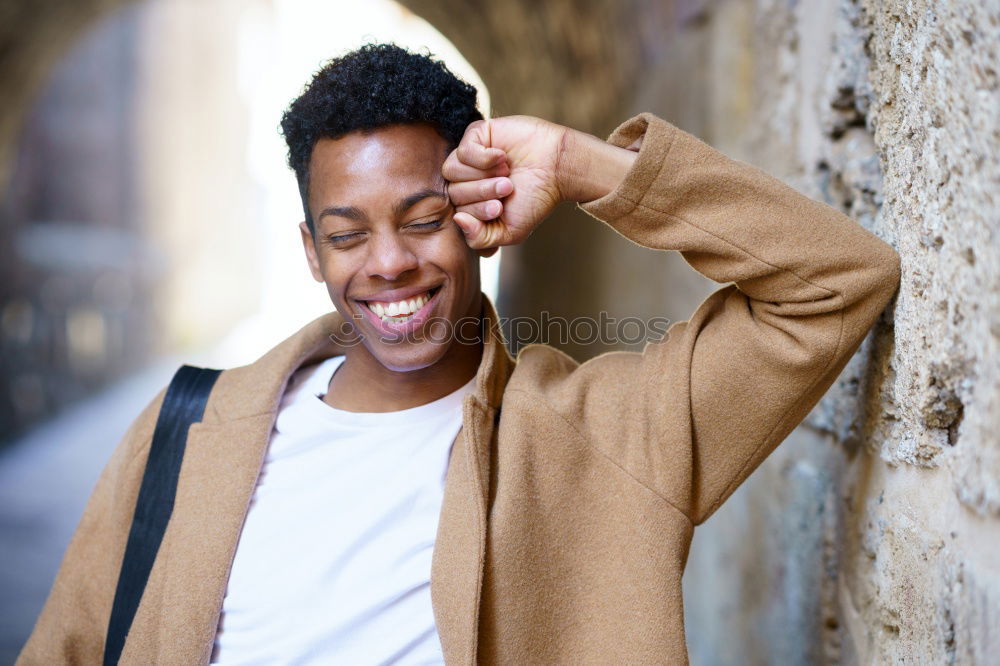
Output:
[364,338,454,373]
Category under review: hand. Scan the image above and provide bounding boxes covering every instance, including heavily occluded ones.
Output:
[442,115,568,251]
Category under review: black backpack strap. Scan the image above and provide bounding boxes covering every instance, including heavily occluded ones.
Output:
[103,365,221,666]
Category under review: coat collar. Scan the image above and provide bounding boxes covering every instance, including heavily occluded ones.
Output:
[138,295,513,664]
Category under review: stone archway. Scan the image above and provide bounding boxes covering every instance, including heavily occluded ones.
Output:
[0,0,138,186]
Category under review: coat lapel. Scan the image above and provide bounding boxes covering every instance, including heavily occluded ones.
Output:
[431,301,513,664]
[122,313,346,663]
[121,413,276,664]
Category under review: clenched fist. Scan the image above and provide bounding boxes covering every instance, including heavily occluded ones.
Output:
[442,115,639,251]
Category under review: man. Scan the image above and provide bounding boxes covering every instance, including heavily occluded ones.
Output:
[20,43,900,664]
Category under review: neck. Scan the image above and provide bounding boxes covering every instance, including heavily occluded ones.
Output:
[322,332,484,413]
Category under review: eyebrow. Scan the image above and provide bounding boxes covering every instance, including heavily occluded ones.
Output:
[318,205,366,222]
[394,188,447,217]
[318,188,447,224]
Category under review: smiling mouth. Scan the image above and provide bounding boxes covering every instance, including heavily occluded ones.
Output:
[360,286,440,324]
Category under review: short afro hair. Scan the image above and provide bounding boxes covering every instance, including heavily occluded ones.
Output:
[280,43,484,232]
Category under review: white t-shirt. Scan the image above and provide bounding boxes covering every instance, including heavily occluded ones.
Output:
[211,355,473,665]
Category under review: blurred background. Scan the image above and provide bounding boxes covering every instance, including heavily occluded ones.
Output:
[1,0,998,663]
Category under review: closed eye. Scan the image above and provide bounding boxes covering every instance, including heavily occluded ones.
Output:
[323,231,363,248]
[407,218,443,231]
[323,219,442,248]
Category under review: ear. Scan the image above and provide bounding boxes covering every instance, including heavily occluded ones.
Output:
[299,221,324,282]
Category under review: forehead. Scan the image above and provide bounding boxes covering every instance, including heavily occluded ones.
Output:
[307,124,448,212]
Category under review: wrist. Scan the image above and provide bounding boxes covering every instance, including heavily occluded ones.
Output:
[556,128,638,204]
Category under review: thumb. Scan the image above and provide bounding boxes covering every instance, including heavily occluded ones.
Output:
[454,212,505,250]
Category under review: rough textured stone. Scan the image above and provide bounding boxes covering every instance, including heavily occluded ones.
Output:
[859,0,1000,512]
[856,1,999,483]
[673,0,1000,663]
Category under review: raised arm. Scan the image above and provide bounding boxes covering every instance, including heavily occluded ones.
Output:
[444,112,900,525]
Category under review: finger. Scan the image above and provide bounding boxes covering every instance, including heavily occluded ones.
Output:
[457,141,506,170]
[456,199,503,221]
[477,246,500,259]
[453,212,507,249]
[447,177,513,206]
[454,119,505,169]
[442,151,510,182]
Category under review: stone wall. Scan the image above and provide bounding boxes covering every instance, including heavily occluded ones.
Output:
[405,0,999,662]
[670,1,1000,663]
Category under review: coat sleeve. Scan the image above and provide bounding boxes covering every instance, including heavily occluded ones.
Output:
[16,387,165,665]
[561,112,900,525]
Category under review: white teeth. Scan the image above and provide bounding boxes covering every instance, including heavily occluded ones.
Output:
[367,289,433,322]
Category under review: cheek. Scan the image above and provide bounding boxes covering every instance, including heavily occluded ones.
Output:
[317,253,361,301]
[424,224,476,271]
[426,233,480,312]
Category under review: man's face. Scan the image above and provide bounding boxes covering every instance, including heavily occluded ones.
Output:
[300,123,483,372]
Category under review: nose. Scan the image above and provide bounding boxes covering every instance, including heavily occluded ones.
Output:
[364,230,419,281]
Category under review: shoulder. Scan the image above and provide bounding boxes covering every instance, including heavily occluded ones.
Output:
[508,343,578,389]
[117,384,168,466]
[197,313,347,423]
[504,343,644,411]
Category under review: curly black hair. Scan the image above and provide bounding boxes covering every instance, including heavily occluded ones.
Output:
[280,43,484,232]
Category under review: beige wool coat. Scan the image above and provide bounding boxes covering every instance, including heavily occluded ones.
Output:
[19,113,901,665]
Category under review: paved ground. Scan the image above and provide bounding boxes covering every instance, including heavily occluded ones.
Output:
[0,359,182,663]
